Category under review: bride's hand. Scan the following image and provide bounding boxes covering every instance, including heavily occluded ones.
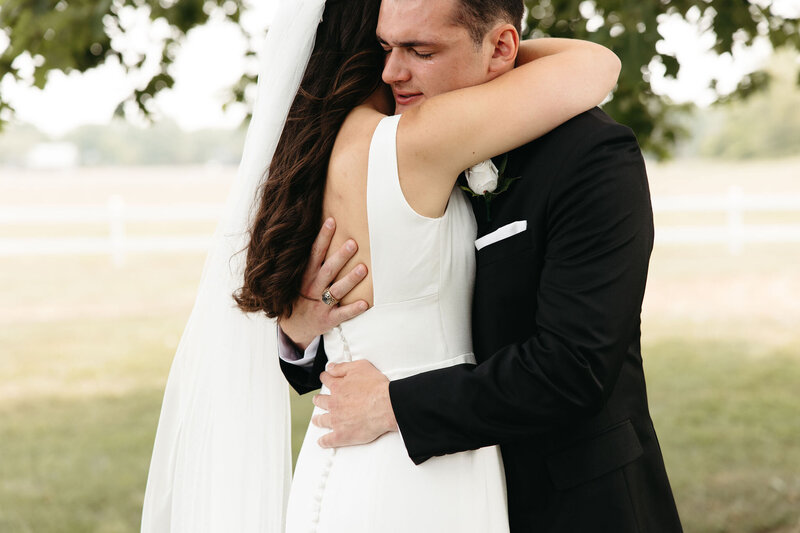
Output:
[278,218,369,349]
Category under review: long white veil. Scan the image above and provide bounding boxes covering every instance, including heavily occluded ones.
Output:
[140,1,326,530]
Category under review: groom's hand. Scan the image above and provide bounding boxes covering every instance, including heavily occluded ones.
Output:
[312,360,398,448]
[279,218,369,349]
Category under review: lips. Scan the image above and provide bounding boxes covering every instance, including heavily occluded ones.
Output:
[394,91,423,106]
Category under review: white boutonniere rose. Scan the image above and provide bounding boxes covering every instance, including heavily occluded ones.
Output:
[465,159,499,194]
[459,154,521,221]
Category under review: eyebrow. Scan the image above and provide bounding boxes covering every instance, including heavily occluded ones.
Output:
[376,35,437,48]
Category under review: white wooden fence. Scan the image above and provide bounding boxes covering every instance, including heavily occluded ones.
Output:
[652,186,800,254]
[0,195,223,266]
[1,187,800,265]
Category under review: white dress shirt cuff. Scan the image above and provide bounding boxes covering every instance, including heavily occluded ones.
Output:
[276,325,320,368]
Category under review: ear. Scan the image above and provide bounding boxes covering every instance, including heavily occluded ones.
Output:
[487,25,519,76]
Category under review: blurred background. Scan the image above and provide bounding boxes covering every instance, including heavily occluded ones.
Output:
[1,0,799,531]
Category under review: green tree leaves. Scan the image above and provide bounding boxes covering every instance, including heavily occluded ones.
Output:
[0,0,250,126]
[522,0,799,158]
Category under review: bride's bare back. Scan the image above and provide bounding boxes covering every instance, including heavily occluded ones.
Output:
[321,93,391,308]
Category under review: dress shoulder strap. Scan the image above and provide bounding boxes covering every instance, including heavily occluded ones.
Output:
[366,114,442,305]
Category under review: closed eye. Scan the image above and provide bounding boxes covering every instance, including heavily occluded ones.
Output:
[412,49,433,59]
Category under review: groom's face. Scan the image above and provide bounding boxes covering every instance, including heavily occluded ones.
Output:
[377,0,496,113]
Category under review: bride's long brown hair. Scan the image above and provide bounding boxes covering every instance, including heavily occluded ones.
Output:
[235,0,383,318]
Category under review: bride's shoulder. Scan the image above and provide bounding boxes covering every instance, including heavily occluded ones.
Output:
[333,106,386,157]
[336,85,394,145]
[328,105,386,185]
[342,104,387,137]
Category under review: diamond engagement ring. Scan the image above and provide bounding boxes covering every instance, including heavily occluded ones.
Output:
[321,288,338,306]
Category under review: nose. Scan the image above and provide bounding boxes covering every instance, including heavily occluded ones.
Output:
[382,50,411,85]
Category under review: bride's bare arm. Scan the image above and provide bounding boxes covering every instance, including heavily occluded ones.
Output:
[515,38,586,65]
[398,36,620,216]
[404,36,621,170]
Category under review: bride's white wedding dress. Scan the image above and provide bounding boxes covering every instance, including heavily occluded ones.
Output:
[285,115,510,532]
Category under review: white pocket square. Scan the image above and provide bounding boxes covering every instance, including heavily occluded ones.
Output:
[474,220,528,251]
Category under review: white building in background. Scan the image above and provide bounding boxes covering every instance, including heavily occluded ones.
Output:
[25,142,80,169]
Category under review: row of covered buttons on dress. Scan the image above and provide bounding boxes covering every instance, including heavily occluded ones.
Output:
[309,325,351,531]
[309,447,337,530]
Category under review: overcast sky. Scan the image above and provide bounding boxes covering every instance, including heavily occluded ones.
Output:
[1,0,798,137]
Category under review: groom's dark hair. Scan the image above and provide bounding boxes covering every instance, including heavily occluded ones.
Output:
[453,0,524,46]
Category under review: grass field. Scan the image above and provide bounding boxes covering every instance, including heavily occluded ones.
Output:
[1,160,799,532]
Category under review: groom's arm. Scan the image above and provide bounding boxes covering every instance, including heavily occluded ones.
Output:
[278,335,329,394]
[389,121,653,463]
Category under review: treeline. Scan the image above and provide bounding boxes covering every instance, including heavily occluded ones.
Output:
[688,51,800,160]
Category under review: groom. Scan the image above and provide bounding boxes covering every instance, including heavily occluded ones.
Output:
[278,0,682,531]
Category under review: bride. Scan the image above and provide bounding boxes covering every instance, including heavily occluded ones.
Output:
[141,0,620,531]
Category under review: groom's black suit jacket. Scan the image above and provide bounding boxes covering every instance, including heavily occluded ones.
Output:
[280,108,682,532]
